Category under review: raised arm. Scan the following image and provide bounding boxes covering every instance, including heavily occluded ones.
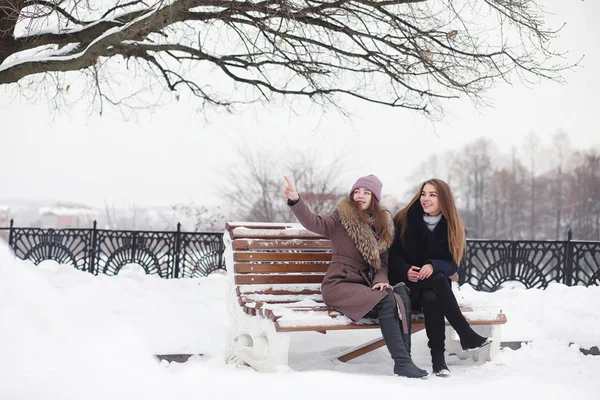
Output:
[283,176,337,238]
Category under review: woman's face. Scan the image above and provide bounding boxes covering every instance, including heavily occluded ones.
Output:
[420,183,441,216]
[352,188,372,211]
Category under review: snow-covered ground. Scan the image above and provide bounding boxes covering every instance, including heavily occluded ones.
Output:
[1,241,599,399]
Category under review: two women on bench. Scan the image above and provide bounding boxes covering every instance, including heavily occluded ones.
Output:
[284,175,492,378]
[283,175,428,378]
[388,179,492,377]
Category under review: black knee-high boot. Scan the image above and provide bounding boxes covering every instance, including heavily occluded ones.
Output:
[377,291,428,378]
[420,289,450,377]
[428,273,490,350]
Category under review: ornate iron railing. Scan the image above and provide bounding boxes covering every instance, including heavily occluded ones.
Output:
[1,220,224,278]
[1,222,599,289]
[459,230,600,290]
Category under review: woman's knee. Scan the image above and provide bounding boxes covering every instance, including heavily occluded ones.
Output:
[429,272,451,291]
[376,290,396,309]
[429,272,449,283]
[377,290,397,318]
[420,289,439,306]
[381,290,396,305]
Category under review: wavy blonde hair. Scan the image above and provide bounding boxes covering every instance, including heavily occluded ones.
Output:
[393,179,465,264]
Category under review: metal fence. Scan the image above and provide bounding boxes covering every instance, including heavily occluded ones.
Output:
[1,221,599,290]
[1,220,224,278]
[459,230,600,290]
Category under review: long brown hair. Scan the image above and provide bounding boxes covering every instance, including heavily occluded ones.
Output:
[393,179,465,264]
[350,196,393,245]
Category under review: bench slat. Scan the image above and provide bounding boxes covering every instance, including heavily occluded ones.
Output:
[231,232,325,240]
[276,323,383,332]
[246,303,329,310]
[233,239,332,251]
[226,222,296,231]
[229,227,326,240]
[235,263,329,273]
[469,313,507,325]
[264,308,343,321]
[237,286,322,296]
[240,295,324,304]
[235,274,325,285]
[234,252,332,262]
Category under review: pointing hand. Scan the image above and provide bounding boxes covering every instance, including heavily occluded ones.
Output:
[283,176,299,201]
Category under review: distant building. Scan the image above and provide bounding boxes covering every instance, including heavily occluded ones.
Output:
[39,203,97,229]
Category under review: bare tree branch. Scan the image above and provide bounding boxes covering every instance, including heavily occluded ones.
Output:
[0,0,578,117]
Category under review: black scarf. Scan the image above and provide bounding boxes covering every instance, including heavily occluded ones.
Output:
[399,201,453,266]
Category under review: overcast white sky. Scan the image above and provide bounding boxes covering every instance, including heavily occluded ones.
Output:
[1,1,599,211]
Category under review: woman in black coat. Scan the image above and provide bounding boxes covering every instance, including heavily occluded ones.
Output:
[388,179,491,377]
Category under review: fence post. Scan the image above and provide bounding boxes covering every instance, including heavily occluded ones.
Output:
[510,240,517,282]
[89,220,98,275]
[218,232,226,272]
[8,218,14,249]
[173,222,182,279]
[459,229,468,285]
[563,229,574,286]
[132,230,137,273]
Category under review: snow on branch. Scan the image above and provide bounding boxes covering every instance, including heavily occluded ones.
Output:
[0,0,578,116]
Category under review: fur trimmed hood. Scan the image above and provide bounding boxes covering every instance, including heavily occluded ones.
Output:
[335,198,394,269]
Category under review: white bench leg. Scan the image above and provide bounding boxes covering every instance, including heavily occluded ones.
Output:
[445,324,502,362]
[225,281,292,372]
[226,311,292,372]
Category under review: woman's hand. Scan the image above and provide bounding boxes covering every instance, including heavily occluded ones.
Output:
[417,263,434,280]
[372,282,392,292]
[407,266,420,282]
[283,176,300,201]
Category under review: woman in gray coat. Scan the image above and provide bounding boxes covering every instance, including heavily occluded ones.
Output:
[283,175,428,378]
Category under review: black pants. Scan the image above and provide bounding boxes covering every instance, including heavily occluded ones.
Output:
[409,273,452,357]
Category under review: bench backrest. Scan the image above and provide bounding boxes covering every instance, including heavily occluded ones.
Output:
[226,222,343,325]
[226,222,332,288]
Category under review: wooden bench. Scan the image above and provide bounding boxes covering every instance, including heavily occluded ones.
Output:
[224,222,507,372]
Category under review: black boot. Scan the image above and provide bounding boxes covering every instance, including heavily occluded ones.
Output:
[429,273,491,351]
[420,289,449,376]
[377,291,428,379]
[432,352,450,377]
[393,283,412,356]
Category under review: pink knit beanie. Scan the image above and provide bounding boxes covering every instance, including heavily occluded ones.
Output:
[350,175,383,202]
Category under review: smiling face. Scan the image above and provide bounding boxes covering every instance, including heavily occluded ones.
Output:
[352,188,372,211]
[420,183,441,216]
